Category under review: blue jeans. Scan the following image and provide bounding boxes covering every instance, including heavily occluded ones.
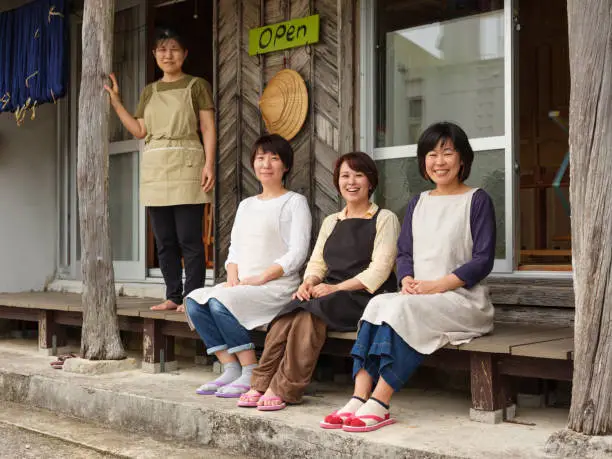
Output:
[351,321,425,392]
[185,297,255,355]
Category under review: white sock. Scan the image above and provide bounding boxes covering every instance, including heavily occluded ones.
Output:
[337,396,365,415]
[216,363,257,395]
[353,398,389,426]
[199,361,241,391]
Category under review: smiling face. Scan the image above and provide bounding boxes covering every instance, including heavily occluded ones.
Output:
[425,139,463,187]
[338,161,371,205]
[253,147,287,187]
[153,39,187,76]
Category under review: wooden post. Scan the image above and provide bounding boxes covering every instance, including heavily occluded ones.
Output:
[566,0,612,435]
[470,353,509,423]
[77,0,125,360]
[143,319,175,372]
[38,310,66,351]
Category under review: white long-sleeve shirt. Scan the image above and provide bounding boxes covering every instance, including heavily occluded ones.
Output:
[225,192,312,276]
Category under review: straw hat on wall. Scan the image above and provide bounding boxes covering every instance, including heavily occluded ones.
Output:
[259,69,308,141]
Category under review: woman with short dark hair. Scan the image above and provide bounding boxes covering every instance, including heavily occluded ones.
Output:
[239,152,400,411]
[185,134,311,398]
[321,121,496,432]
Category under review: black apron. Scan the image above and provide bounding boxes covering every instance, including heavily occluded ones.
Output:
[275,208,397,331]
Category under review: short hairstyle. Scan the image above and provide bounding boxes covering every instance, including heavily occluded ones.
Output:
[333,152,379,197]
[250,134,294,180]
[154,28,188,51]
[416,122,474,183]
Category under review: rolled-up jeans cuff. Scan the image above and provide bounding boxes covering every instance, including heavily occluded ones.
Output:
[227,343,255,354]
[206,344,228,355]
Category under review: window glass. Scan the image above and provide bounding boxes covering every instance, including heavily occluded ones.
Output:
[375,0,505,147]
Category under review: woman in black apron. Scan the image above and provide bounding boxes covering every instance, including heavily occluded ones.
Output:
[240,152,400,410]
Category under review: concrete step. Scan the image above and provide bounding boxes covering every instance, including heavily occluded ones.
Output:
[0,340,567,459]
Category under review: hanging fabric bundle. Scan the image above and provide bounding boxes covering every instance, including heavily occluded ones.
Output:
[0,0,68,123]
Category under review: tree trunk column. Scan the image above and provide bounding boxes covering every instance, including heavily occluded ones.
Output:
[77,0,125,361]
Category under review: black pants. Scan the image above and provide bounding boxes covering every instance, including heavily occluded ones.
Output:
[148,204,206,304]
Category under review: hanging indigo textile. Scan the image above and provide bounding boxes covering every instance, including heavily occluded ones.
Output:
[0,0,68,121]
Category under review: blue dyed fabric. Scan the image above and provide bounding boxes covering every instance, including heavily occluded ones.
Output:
[0,0,68,112]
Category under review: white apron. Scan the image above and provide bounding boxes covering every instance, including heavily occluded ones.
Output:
[186,192,301,330]
[360,188,494,355]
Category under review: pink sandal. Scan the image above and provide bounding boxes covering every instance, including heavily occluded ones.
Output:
[237,391,263,408]
[342,413,396,432]
[319,410,354,429]
[256,396,286,411]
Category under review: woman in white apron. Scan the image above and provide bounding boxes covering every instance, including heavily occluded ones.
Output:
[185,134,311,398]
[105,29,215,312]
[321,122,497,432]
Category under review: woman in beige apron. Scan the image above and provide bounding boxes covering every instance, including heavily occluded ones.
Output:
[105,29,215,311]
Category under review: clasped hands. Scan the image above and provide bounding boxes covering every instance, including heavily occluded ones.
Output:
[401,276,448,295]
[225,274,266,287]
[292,278,337,301]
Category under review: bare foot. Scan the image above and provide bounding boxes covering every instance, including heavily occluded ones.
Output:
[239,389,263,403]
[258,388,285,407]
[150,300,179,311]
[176,304,185,313]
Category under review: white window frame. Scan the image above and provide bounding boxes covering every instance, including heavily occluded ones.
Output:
[360,0,516,273]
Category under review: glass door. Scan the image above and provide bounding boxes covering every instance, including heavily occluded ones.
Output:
[361,0,517,272]
[69,0,147,280]
[108,0,146,280]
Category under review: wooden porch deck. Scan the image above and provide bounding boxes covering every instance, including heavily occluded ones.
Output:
[0,291,575,422]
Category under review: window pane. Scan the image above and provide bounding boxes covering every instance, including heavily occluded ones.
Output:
[376,149,505,258]
[376,1,505,147]
[109,152,139,261]
[110,6,141,142]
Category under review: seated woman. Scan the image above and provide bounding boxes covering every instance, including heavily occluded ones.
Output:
[239,152,400,411]
[185,134,311,398]
[321,122,496,432]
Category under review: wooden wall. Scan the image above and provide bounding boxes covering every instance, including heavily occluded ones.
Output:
[213,0,356,279]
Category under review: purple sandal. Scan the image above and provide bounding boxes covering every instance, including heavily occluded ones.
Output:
[196,381,226,395]
[214,384,250,398]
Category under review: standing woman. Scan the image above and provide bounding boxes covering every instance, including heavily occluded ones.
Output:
[322,122,496,432]
[240,152,400,410]
[105,29,216,311]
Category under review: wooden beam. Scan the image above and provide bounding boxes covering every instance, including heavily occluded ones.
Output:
[38,310,66,350]
[499,355,573,381]
[470,352,507,412]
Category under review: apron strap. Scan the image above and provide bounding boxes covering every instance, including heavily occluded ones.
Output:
[186,78,198,90]
[152,82,159,94]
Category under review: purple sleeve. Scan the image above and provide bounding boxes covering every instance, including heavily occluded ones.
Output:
[452,189,496,288]
[396,194,421,284]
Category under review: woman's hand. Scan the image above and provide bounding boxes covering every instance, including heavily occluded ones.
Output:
[400,276,417,295]
[413,279,447,295]
[239,275,266,286]
[201,165,215,192]
[293,280,314,301]
[103,73,121,106]
[311,283,339,298]
[225,275,240,288]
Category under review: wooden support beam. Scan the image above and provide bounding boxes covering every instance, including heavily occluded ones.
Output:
[38,310,66,350]
[470,352,507,412]
[143,318,175,365]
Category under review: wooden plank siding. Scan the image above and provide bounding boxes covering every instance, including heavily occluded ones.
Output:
[214,0,356,280]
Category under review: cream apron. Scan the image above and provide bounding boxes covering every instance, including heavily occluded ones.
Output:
[186,192,302,330]
[141,78,211,206]
[360,188,494,355]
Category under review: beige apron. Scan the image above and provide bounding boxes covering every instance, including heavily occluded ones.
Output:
[141,78,212,206]
[360,188,494,355]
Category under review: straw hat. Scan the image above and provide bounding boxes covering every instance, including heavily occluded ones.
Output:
[259,69,308,141]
